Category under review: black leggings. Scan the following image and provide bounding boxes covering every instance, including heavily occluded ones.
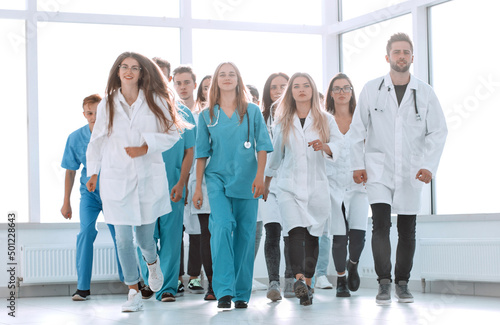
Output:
[198,214,214,278]
[332,202,366,273]
[264,222,294,282]
[288,227,319,279]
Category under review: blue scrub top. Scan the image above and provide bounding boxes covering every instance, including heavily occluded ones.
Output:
[61,125,99,195]
[195,102,273,199]
[161,103,196,198]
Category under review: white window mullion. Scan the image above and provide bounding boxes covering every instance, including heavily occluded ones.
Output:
[25,0,40,222]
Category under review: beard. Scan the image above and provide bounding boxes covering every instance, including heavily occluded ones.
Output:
[390,60,411,73]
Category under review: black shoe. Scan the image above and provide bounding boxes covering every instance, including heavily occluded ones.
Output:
[204,284,216,301]
[176,280,185,297]
[140,285,155,300]
[294,280,313,306]
[336,276,351,297]
[72,289,90,301]
[217,295,232,309]
[161,292,176,302]
[234,300,248,308]
[346,260,360,291]
[299,285,313,306]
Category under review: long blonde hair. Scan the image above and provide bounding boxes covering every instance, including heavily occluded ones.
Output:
[274,72,330,146]
[207,62,249,124]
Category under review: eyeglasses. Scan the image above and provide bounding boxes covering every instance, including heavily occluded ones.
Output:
[119,65,141,73]
[332,86,352,94]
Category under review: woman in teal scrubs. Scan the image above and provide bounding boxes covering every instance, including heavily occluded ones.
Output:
[192,62,272,309]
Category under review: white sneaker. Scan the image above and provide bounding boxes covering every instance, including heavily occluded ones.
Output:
[147,256,164,292]
[315,275,333,289]
[252,279,267,291]
[122,289,143,312]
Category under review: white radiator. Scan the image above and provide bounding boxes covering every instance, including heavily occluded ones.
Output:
[419,238,500,282]
[20,244,120,284]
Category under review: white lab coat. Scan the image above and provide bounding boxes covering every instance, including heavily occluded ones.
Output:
[259,114,282,226]
[184,110,209,235]
[350,73,447,214]
[86,89,180,226]
[326,119,369,235]
[265,111,340,237]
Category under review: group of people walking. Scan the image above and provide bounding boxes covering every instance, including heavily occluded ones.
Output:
[60,32,447,312]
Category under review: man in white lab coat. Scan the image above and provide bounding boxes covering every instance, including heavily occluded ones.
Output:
[350,33,447,305]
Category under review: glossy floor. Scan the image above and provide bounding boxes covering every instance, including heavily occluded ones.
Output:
[1,287,498,325]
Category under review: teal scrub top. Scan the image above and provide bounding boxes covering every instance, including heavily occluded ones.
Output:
[162,103,196,198]
[62,125,99,195]
[195,102,273,199]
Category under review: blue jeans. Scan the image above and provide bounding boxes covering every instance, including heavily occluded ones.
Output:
[315,234,331,277]
[115,222,157,286]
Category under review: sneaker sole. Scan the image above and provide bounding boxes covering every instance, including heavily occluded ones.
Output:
[122,303,144,312]
[188,288,205,294]
[72,295,89,301]
[294,283,308,299]
[395,293,414,303]
[266,289,282,301]
[316,285,333,289]
[161,297,176,302]
[376,298,392,305]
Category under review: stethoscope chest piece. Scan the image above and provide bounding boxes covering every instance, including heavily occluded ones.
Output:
[244,141,251,149]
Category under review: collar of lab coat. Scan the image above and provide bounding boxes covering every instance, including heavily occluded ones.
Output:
[293,110,312,132]
[115,88,145,122]
[383,73,420,91]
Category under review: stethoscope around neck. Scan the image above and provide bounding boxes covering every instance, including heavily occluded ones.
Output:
[206,105,251,149]
[375,78,421,121]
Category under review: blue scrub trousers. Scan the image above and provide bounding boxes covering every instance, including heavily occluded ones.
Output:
[209,190,258,302]
[138,199,184,300]
[77,191,123,290]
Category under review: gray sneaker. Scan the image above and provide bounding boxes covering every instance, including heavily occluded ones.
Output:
[283,278,295,298]
[395,281,414,303]
[376,279,391,305]
[266,280,282,302]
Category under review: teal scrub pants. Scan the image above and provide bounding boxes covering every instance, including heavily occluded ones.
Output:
[208,190,258,302]
[77,191,123,290]
[138,199,184,300]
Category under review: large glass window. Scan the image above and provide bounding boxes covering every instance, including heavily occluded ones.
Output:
[192,29,323,94]
[341,0,408,21]
[192,0,322,25]
[1,19,28,223]
[37,22,180,223]
[341,15,412,94]
[37,0,179,17]
[431,0,500,214]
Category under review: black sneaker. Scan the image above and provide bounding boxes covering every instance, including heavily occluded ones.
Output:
[204,284,216,301]
[72,289,90,301]
[217,295,232,309]
[346,260,360,292]
[336,276,351,297]
[187,278,205,294]
[140,285,154,300]
[234,300,248,308]
[176,280,185,297]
